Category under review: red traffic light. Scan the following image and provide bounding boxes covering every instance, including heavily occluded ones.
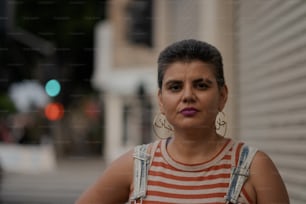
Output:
[44,102,64,121]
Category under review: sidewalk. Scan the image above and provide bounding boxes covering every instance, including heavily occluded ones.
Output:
[0,157,105,204]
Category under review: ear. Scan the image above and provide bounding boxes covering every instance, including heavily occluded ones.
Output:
[218,85,228,111]
[158,89,165,114]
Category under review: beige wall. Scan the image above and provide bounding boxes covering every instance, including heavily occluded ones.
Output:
[96,0,236,163]
[198,0,236,139]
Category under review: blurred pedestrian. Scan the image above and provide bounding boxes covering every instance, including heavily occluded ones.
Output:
[76,39,289,204]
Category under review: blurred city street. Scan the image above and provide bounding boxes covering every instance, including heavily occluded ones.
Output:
[1,0,306,203]
[0,157,105,204]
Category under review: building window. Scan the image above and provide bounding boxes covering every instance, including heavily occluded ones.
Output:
[126,0,153,47]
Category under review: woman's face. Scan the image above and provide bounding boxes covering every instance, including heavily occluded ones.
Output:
[158,60,228,131]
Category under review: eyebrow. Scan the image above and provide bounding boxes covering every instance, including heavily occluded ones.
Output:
[164,80,181,85]
[193,78,213,84]
[164,78,214,86]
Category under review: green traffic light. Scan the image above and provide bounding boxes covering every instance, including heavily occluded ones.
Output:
[45,79,61,97]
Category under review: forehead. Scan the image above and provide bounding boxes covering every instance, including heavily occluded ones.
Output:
[163,61,216,80]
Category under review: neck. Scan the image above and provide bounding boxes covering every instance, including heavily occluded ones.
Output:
[167,129,227,164]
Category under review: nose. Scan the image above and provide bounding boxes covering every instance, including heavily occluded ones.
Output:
[182,85,196,103]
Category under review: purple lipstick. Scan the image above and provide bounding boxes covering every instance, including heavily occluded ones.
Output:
[180,107,198,116]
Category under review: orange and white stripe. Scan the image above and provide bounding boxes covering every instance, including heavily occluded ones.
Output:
[130,139,251,204]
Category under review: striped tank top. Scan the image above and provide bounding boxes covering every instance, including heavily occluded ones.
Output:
[131,138,252,204]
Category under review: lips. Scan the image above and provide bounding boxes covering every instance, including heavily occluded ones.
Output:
[180,107,198,116]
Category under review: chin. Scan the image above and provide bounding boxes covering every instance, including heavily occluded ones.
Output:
[175,123,210,130]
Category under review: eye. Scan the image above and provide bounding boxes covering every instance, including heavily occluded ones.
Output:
[195,82,209,90]
[167,83,182,92]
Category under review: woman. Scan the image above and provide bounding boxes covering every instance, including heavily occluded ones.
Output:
[76,39,289,204]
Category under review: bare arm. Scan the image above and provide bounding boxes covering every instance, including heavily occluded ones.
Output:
[250,151,290,204]
[75,150,134,204]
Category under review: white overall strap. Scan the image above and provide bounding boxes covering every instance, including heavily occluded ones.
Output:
[130,144,150,203]
[225,144,258,204]
[149,140,159,166]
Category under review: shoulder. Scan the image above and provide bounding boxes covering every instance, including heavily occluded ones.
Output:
[250,150,280,178]
[230,139,257,163]
[105,141,159,181]
[249,150,290,203]
[76,142,162,204]
[76,149,134,204]
[229,142,289,203]
[147,140,161,154]
[132,140,161,158]
[108,148,135,177]
[250,150,281,181]
[235,143,282,185]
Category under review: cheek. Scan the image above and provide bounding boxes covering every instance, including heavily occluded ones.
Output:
[160,96,178,114]
[201,96,220,113]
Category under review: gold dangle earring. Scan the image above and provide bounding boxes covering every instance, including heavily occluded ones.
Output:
[152,113,174,139]
[215,111,227,137]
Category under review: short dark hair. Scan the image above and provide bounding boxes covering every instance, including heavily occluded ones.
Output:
[157,39,225,89]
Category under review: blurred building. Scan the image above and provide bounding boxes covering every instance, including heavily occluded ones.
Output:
[92,0,306,203]
[92,0,235,162]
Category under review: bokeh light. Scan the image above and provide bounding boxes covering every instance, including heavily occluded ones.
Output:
[44,102,64,121]
[45,79,61,97]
